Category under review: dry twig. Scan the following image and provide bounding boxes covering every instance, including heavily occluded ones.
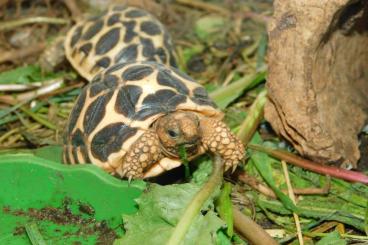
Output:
[281,160,303,245]
[0,78,64,104]
[0,16,69,31]
[237,171,330,198]
[0,43,46,64]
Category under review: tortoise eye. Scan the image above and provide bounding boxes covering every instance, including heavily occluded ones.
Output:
[167,129,178,138]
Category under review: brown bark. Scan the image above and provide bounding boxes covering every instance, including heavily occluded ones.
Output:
[265,0,368,167]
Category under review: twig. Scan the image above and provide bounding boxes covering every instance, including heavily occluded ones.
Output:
[38,82,83,98]
[0,16,69,31]
[63,0,82,21]
[233,207,278,245]
[0,78,64,104]
[0,43,46,63]
[304,221,339,242]
[248,144,368,185]
[176,0,230,16]
[237,171,330,198]
[282,160,304,245]
[166,155,224,245]
[0,84,43,91]
[237,171,277,198]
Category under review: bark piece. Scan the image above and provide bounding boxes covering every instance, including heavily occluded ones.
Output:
[265,0,368,167]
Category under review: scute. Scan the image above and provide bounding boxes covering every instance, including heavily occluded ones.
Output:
[67,89,87,134]
[91,123,138,162]
[121,65,154,81]
[83,91,114,134]
[115,84,142,118]
[95,61,221,125]
[64,5,178,82]
[83,20,104,40]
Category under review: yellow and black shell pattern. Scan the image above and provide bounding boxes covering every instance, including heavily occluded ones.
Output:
[64,5,177,81]
[63,61,223,174]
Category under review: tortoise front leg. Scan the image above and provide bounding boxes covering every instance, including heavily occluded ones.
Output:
[117,130,163,179]
[200,117,245,171]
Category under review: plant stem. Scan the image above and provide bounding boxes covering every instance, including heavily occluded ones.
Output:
[209,71,266,106]
[248,144,368,185]
[237,88,267,145]
[233,207,278,245]
[166,155,224,245]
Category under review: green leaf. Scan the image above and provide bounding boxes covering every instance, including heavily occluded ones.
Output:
[258,195,366,231]
[210,72,266,109]
[316,231,346,245]
[256,33,268,70]
[191,157,213,185]
[250,151,297,212]
[216,229,233,245]
[216,182,234,237]
[0,65,42,84]
[115,183,225,245]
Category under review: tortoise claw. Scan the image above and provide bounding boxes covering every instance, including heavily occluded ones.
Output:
[224,161,237,173]
[231,163,237,173]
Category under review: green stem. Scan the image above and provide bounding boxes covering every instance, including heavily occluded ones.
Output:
[166,155,224,245]
[179,146,190,180]
[237,88,267,145]
[209,71,266,105]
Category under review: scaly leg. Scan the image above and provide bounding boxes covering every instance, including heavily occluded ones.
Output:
[117,130,163,179]
[200,117,245,171]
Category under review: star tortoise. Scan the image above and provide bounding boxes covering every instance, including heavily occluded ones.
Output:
[63,5,245,179]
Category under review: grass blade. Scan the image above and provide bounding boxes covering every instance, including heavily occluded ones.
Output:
[209,71,266,109]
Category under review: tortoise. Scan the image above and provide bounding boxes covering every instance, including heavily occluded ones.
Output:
[63,5,245,179]
[64,5,177,82]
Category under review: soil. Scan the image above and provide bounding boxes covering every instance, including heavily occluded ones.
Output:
[3,198,118,244]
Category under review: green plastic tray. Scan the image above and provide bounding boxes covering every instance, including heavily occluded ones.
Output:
[0,150,145,244]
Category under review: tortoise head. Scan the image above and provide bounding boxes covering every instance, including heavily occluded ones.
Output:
[155,111,201,157]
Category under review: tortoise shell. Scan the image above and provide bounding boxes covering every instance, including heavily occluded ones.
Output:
[63,61,223,174]
[64,5,177,81]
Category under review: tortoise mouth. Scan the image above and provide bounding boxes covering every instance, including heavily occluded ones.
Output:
[179,141,199,155]
[143,158,182,178]
[158,140,200,159]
